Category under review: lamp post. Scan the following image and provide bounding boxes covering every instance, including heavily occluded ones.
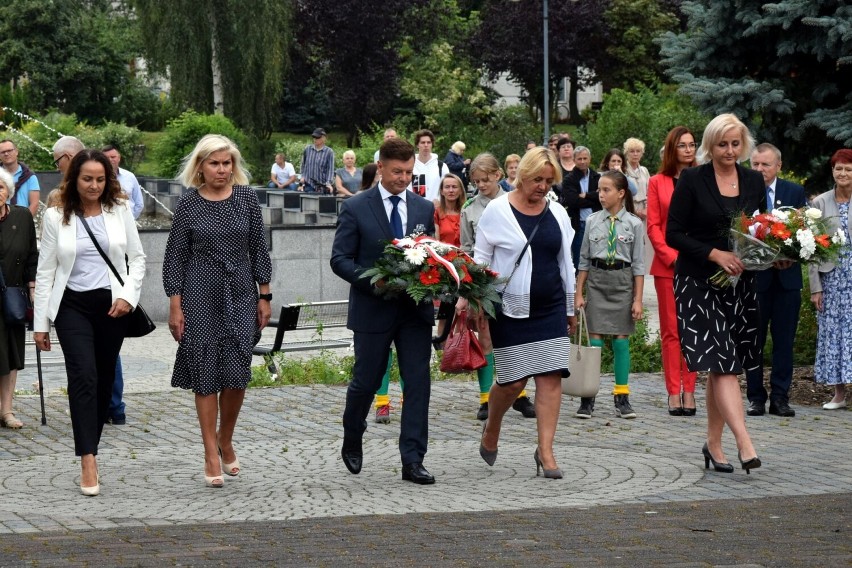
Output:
[509,0,549,143]
[542,0,549,142]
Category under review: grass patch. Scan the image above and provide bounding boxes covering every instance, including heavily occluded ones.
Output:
[249,349,477,388]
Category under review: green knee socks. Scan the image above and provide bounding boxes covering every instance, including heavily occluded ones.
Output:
[613,337,630,395]
[477,353,494,404]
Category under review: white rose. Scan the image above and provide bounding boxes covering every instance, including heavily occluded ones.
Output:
[804,208,823,220]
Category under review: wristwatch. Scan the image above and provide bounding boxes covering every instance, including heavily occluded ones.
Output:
[258,293,272,301]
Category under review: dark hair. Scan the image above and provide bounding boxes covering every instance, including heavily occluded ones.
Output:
[412,129,434,145]
[556,137,575,151]
[0,139,15,147]
[600,170,635,215]
[360,163,378,190]
[830,148,852,167]
[600,148,627,173]
[379,138,416,163]
[101,144,119,154]
[438,174,465,215]
[60,149,124,225]
[659,126,697,177]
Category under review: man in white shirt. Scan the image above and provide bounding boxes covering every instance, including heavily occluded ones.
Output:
[411,129,445,203]
[268,153,298,190]
[102,145,144,220]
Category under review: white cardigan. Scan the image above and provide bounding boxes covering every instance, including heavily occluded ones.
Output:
[474,194,575,318]
[34,203,146,332]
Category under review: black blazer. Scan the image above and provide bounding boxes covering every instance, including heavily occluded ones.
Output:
[330,186,436,333]
[562,167,602,230]
[755,177,807,291]
[666,162,764,280]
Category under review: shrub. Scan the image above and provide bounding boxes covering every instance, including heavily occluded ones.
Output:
[151,111,249,179]
[580,84,710,173]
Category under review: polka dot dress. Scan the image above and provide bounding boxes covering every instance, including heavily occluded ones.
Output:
[163,185,272,395]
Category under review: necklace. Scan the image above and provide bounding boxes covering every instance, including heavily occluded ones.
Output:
[715,172,738,189]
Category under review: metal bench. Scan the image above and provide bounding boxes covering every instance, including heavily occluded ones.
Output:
[253,301,351,367]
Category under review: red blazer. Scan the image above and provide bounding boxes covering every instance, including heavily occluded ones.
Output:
[646,173,678,277]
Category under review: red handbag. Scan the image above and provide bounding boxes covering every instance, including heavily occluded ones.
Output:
[440,310,488,373]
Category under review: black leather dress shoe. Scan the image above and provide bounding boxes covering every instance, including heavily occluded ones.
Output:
[341,439,363,475]
[401,462,435,485]
[769,400,795,417]
[746,401,765,416]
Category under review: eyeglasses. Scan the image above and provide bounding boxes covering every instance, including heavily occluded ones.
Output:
[53,154,68,168]
[0,148,16,156]
[676,143,697,150]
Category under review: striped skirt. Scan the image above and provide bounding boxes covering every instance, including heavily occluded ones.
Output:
[674,274,760,374]
[490,304,570,384]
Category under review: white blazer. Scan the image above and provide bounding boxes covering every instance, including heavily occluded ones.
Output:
[34,202,146,333]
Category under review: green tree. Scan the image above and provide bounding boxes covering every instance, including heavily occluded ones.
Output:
[132,0,292,137]
[601,0,680,89]
[399,41,495,145]
[0,0,140,123]
[658,0,852,181]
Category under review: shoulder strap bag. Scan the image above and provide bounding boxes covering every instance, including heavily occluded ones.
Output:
[77,214,155,338]
[0,264,30,326]
[561,307,601,397]
[499,203,549,294]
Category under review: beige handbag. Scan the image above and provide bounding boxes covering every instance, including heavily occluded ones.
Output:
[562,307,601,397]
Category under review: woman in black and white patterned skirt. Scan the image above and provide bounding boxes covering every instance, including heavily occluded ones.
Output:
[666,114,765,475]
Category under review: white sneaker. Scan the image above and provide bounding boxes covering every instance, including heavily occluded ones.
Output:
[822,400,847,410]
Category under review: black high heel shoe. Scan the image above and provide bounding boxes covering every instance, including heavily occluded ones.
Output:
[668,394,683,416]
[479,421,497,466]
[702,443,734,473]
[738,451,762,475]
[534,448,563,479]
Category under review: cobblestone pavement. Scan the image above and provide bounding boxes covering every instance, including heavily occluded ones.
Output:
[1,305,849,565]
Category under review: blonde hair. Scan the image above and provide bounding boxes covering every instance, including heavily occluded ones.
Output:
[503,153,521,171]
[698,113,755,165]
[623,137,645,153]
[438,174,465,214]
[451,141,466,154]
[177,134,250,188]
[516,147,562,190]
[342,150,356,160]
[468,152,503,180]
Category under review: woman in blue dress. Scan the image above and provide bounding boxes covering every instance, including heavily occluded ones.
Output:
[164,135,273,488]
[809,148,852,410]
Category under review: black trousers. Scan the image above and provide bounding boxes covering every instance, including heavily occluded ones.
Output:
[53,289,128,456]
[342,311,432,465]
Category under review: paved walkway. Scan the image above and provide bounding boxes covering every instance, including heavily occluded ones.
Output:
[1,299,849,565]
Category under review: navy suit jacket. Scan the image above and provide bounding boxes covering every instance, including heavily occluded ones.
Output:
[562,167,602,231]
[330,186,436,333]
[757,177,807,291]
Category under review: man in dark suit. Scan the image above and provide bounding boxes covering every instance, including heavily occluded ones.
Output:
[330,137,437,484]
[561,145,602,270]
[746,143,806,417]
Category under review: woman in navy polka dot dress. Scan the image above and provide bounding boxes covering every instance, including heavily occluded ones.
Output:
[163,135,272,488]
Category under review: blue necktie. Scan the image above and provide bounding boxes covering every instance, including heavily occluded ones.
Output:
[766,187,773,211]
[389,195,404,238]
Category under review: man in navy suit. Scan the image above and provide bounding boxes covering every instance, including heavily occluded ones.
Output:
[330,137,437,484]
[746,143,806,417]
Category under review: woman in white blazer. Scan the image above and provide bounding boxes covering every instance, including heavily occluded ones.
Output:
[33,150,146,496]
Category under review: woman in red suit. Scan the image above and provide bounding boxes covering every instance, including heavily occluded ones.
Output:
[647,126,698,416]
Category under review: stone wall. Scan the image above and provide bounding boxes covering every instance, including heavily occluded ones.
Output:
[138,226,349,321]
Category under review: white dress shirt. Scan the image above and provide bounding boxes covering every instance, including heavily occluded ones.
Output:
[379,183,408,230]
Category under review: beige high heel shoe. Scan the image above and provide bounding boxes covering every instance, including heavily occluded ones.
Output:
[219,446,240,476]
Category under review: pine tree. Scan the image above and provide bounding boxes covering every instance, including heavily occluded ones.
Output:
[659,0,852,180]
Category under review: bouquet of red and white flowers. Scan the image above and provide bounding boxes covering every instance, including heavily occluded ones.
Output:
[360,233,504,318]
[711,206,847,287]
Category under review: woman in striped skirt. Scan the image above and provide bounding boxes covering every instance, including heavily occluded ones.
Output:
[457,147,576,479]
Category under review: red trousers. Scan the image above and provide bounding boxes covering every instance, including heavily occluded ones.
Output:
[655,276,697,395]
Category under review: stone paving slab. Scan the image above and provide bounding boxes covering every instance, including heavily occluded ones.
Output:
[0,494,848,567]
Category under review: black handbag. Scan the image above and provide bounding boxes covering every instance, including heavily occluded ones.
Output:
[0,267,30,326]
[77,214,156,338]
